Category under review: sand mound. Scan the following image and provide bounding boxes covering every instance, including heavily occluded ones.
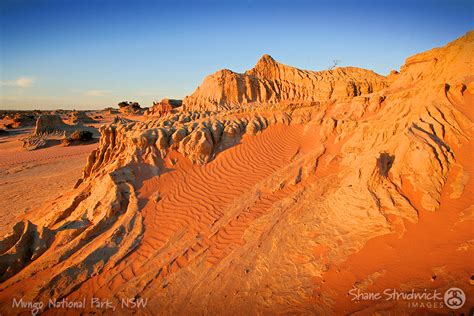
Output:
[0,31,472,315]
[69,111,98,124]
[34,114,70,135]
[19,115,98,150]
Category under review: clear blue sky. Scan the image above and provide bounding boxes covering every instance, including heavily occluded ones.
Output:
[0,0,472,110]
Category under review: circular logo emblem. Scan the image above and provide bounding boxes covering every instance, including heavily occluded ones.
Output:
[444,287,465,310]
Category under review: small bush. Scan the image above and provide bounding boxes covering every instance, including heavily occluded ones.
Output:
[63,130,93,146]
[70,130,93,141]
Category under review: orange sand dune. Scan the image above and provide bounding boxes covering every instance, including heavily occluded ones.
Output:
[54,123,322,309]
[314,135,474,314]
[0,31,473,315]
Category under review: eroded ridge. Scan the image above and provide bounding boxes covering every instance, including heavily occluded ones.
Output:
[0,31,473,315]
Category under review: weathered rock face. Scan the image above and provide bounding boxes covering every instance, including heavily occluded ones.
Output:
[69,111,97,124]
[34,114,70,135]
[0,32,473,315]
[80,109,298,177]
[145,98,182,117]
[0,220,53,282]
[183,54,387,111]
[20,114,98,150]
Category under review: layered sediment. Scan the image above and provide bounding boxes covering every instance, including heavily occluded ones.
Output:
[183,54,387,111]
[0,31,473,314]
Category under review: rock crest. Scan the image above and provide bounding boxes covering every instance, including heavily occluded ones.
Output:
[183,54,387,110]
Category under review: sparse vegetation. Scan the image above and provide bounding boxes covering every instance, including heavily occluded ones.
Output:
[118,101,141,109]
[62,130,93,146]
[118,101,142,115]
[328,59,341,70]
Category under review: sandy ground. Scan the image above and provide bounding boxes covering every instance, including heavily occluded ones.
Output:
[0,112,148,233]
[313,136,474,314]
[0,127,98,233]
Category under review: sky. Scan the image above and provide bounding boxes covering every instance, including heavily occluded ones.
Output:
[0,0,473,110]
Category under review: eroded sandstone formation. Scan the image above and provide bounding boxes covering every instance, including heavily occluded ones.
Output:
[0,31,472,315]
[183,54,387,111]
[34,114,71,135]
[20,114,98,150]
[145,99,183,117]
[69,111,98,124]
